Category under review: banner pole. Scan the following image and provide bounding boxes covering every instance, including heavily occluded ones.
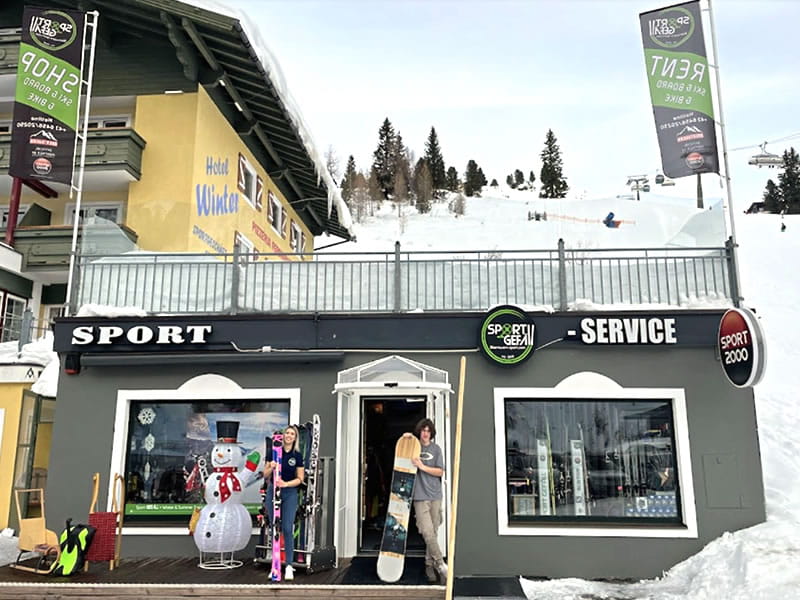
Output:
[65,11,99,316]
[706,0,743,302]
[445,356,466,600]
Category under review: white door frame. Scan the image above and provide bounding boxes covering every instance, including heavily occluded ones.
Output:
[333,381,452,559]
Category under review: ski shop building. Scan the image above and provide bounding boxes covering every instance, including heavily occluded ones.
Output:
[47,263,768,582]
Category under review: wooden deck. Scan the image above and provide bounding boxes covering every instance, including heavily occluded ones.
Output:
[0,556,446,600]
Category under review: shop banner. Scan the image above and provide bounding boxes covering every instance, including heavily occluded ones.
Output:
[640,1,719,178]
[9,7,85,184]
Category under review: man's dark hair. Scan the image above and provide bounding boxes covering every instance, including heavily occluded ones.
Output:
[414,418,436,440]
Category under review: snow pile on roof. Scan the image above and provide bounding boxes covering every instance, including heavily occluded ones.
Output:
[76,304,148,318]
[184,0,353,235]
[0,332,58,398]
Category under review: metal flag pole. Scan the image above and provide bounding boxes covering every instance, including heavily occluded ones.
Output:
[705,0,743,305]
[65,10,100,316]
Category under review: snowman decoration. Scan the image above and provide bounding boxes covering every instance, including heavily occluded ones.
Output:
[194,420,260,567]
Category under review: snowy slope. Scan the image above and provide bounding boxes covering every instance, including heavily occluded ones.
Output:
[338,189,800,600]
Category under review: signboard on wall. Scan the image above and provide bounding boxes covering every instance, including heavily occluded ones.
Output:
[717,308,766,388]
[479,305,536,366]
[9,7,85,184]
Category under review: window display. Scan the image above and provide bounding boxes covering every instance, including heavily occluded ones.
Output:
[123,399,289,522]
[504,399,681,524]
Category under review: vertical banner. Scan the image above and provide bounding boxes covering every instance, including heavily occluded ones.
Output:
[9,7,85,184]
[640,1,719,178]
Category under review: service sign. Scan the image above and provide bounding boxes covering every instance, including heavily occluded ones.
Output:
[479,305,535,366]
[9,7,85,184]
[717,308,766,388]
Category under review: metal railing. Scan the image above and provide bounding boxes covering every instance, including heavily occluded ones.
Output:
[70,240,739,315]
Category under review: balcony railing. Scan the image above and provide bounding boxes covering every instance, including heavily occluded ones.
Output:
[70,240,740,314]
[0,128,146,180]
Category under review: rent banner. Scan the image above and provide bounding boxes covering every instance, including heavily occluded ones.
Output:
[9,7,85,184]
[640,1,719,178]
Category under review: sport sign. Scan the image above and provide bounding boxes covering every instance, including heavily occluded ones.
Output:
[717,308,766,388]
[479,305,535,366]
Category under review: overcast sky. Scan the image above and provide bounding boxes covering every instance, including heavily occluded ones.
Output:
[226,0,799,209]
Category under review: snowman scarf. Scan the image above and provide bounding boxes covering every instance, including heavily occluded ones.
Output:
[213,466,241,502]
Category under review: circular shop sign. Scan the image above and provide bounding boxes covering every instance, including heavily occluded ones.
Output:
[717,308,767,388]
[479,305,535,366]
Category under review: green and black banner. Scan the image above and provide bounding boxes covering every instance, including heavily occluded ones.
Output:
[9,6,85,184]
[640,1,719,178]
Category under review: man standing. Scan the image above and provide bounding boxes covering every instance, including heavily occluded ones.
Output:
[410,418,447,584]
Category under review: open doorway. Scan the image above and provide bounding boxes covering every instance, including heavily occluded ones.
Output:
[360,396,426,555]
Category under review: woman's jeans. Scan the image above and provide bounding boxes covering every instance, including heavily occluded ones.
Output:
[265,486,299,564]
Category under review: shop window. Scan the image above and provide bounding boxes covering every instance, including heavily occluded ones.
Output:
[123,399,289,524]
[496,392,693,534]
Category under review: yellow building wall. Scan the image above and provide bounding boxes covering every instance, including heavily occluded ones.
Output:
[189,87,311,256]
[125,92,199,252]
[0,384,29,528]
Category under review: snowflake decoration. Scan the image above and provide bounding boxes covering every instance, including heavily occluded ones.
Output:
[143,433,155,452]
[138,407,156,425]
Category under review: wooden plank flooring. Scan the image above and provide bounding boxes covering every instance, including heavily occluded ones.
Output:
[0,556,446,600]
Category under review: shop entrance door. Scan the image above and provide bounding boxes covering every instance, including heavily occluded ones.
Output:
[359,396,426,555]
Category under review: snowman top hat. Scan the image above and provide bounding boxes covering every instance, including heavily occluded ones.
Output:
[216,420,239,443]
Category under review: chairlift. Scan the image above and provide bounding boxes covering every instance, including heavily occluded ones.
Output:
[660,177,675,186]
[642,184,651,192]
[655,173,665,185]
[748,142,784,168]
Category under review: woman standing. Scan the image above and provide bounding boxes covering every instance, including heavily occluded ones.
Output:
[264,425,305,580]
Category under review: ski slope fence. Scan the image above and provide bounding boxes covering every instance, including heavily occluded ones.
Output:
[72,241,738,314]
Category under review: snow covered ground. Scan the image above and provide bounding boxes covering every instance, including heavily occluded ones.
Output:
[335,189,800,600]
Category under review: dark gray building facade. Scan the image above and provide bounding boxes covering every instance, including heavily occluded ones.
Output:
[49,308,766,581]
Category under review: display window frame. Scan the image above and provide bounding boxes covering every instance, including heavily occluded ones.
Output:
[110,373,300,536]
[493,373,697,538]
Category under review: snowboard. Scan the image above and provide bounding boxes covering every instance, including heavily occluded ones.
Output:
[270,432,284,582]
[376,434,421,583]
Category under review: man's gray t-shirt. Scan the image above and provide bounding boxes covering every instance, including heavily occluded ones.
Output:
[413,441,444,501]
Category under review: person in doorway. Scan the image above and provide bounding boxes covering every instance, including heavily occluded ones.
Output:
[409,418,447,584]
[263,425,305,580]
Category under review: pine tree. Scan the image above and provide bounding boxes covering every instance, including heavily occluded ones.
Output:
[539,129,569,198]
[529,170,536,185]
[779,147,800,213]
[371,118,397,199]
[762,179,781,214]
[477,167,487,187]
[514,169,525,187]
[464,160,481,197]
[506,174,514,188]
[340,155,358,206]
[446,166,460,192]
[367,166,384,209]
[490,179,498,187]
[394,132,413,203]
[424,127,447,191]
